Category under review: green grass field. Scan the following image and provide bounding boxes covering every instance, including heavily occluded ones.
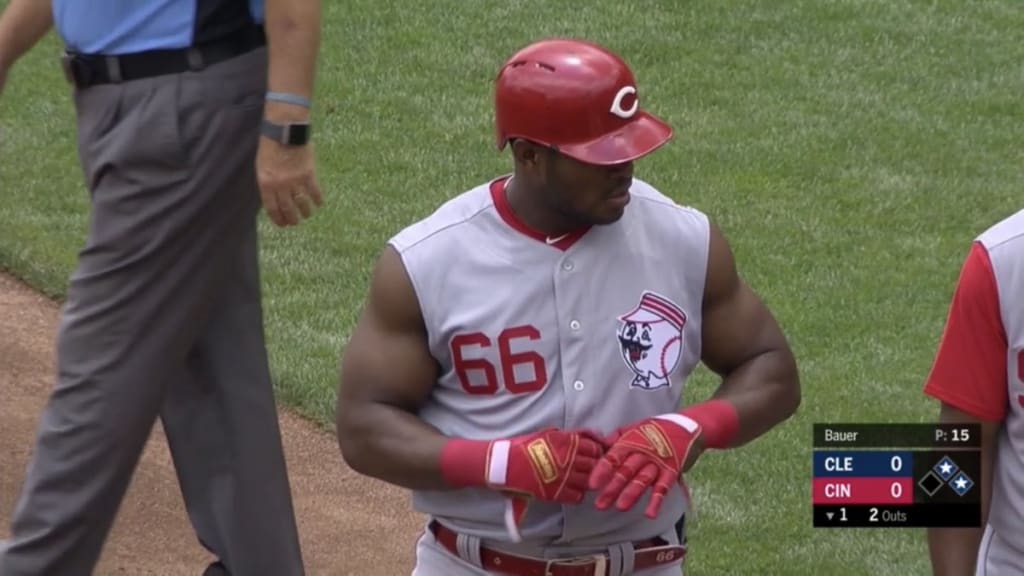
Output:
[2,1,1022,574]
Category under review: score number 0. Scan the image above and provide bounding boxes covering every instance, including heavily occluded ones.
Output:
[835,454,905,523]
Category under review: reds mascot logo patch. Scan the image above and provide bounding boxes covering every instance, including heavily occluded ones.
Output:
[616,291,687,390]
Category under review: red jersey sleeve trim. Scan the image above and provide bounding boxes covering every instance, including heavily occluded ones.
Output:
[923,241,1009,422]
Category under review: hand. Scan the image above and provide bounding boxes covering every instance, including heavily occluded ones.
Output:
[588,415,703,519]
[442,427,606,542]
[255,134,323,227]
[494,427,607,540]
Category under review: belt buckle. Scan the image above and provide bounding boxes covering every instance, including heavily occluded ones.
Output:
[544,554,607,576]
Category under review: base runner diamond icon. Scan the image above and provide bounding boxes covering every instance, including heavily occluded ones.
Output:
[950,472,974,497]
[933,455,959,480]
[918,470,944,497]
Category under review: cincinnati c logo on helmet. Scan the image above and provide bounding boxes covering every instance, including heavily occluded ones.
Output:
[610,86,639,119]
[616,291,687,390]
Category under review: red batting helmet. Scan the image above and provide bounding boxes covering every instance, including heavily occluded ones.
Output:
[494,38,674,166]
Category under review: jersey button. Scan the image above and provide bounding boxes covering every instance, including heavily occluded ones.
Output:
[562,260,575,271]
[573,380,584,391]
[570,320,581,330]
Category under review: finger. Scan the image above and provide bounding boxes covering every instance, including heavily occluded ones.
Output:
[594,453,648,509]
[588,446,628,490]
[275,189,300,226]
[597,452,647,500]
[575,437,605,459]
[306,173,324,207]
[293,190,313,219]
[568,454,598,476]
[589,459,616,491]
[567,465,599,491]
[645,491,665,519]
[593,461,637,509]
[615,462,660,511]
[260,183,285,227]
[644,469,677,518]
[594,480,624,510]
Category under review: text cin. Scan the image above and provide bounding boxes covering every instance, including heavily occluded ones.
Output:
[824,483,852,499]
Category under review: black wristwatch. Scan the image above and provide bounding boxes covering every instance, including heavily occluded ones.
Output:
[260,118,312,146]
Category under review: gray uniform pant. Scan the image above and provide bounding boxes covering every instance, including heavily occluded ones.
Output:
[0,47,304,576]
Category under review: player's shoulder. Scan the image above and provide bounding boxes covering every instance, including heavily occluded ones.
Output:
[976,207,1024,255]
[627,177,711,229]
[387,177,500,253]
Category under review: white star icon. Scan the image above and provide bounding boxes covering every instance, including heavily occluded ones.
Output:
[954,477,969,490]
[939,462,953,475]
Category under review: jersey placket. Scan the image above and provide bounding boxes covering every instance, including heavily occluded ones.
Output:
[551,247,594,543]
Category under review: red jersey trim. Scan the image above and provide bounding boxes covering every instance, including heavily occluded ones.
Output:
[923,241,1009,422]
[489,177,590,252]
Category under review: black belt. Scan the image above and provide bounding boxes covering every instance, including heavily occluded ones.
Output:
[60,25,267,89]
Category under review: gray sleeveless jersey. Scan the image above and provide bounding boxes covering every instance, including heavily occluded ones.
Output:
[388,175,711,547]
[977,209,1024,544]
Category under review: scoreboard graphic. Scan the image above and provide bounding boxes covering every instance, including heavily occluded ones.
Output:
[812,423,982,528]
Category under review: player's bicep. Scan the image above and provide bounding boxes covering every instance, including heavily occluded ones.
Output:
[338,245,439,417]
[699,223,793,376]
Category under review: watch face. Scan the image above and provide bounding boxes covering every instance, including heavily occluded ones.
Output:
[286,124,311,146]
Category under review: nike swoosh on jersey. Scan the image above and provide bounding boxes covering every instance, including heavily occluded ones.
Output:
[545,234,569,245]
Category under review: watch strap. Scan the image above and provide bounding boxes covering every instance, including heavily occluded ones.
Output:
[260,118,311,146]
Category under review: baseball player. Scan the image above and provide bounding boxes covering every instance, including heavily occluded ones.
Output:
[336,38,801,575]
[923,208,1024,575]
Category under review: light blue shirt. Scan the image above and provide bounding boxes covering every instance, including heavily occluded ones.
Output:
[53,0,265,55]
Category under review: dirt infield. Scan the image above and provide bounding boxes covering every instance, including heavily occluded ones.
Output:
[0,272,424,575]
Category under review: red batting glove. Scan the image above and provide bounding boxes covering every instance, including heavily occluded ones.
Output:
[441,427,606,541]
[588,414,702,519]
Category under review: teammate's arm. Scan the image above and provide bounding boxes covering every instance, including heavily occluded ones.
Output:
[928,404,999,576]
[334,245,452,491]
[922,241,1008,575]
[695,221,801,449]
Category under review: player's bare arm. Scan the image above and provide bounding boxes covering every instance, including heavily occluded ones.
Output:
[0,0,53,94]
[927,402,999,576]
[335,245,454,491]
[337,246,605,540]
[589,221,800,517]
[697,220,802,448]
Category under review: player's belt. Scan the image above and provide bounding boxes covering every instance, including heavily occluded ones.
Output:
[429,521,686,576]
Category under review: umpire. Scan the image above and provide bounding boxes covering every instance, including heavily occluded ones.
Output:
[0,0,323,574]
